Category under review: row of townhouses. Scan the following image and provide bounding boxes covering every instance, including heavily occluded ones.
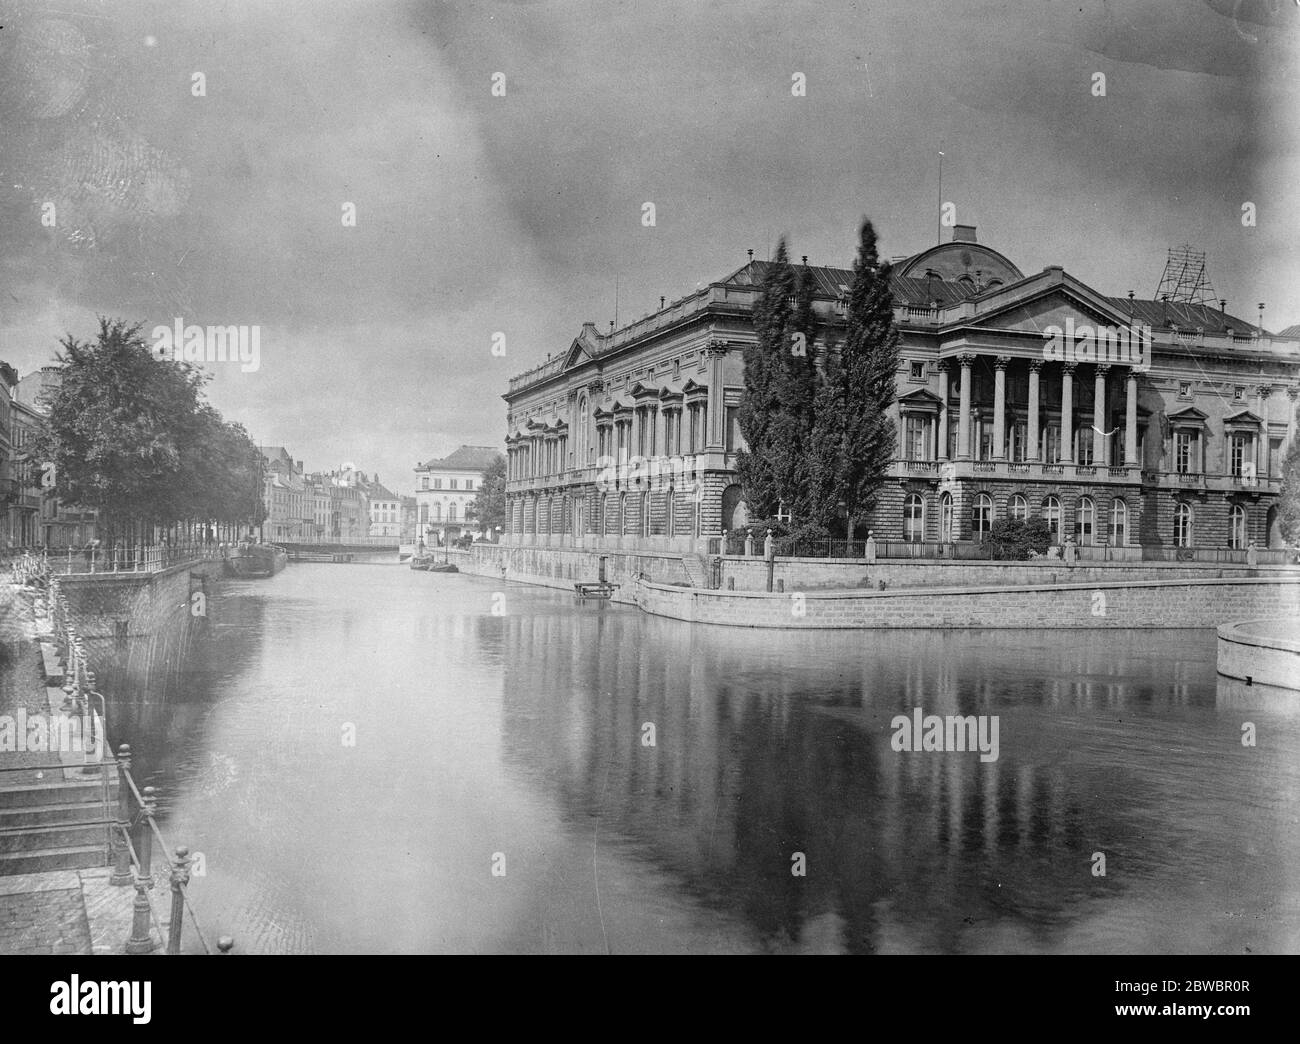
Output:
[260,447,415,542]
[1,364,97,548]
[501,226,1300,555]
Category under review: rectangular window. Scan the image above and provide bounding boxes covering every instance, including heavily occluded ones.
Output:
[1175,431,1194,473]
[1270,438,1284,477]
[465,480,473,491]
[1009,420,1027,462]
[1044,425,1060,464]
[1077,428,1094,465]
[1179,382,1192,398]
[724,406,739,452]
[909,361,926,381]
[420,477,429,490]
[1234,386,1245,402]
[433,478,443,489]
[450,479,458,490]
[1230,434,1251,477]
[904,415,928,460]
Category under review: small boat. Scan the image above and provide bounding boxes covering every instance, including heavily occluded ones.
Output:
[427,562,459,573]
[225,543,288,578]
[410,553,432,570]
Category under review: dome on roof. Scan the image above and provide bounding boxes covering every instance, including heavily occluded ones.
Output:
[895,240,1023,286]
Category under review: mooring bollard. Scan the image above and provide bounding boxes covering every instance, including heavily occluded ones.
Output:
[167,846,192,955]
[776,578,785,593]
[217,936,235,954]
[138,787,156,888]
[124,876,156,954]
[110,744,135,886]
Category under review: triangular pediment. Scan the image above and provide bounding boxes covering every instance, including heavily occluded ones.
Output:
[1167,405,1208,422]
[1223,409,1263,426]
[897,388,944,407]
[946,271,1136,338]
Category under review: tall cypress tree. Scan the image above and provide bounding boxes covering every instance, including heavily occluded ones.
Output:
[769,263,820,519]
[809,219,900,541]
[735,239,794,520]
[1278,397,1300,545]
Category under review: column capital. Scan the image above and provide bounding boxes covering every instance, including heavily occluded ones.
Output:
[1095,364,1112,376]
[1061,362,1077,376]
[586,377,605,394]
[994,355,1011,370]
[957,353,976,368]
[936,358,952,372]
[1256,384,1273,399]
[1028,359,1044,373]
[1288,386,1300,401]
[704,338,730,358]
[1125,366,1140,381]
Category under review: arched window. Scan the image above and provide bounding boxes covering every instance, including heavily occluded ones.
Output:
[1009,494,1027,522]
[448,502,457,523]
[577,393,590,464]
[972,493,993,539]
[1110,499,1127,546]
[1229,504,1247,550]
[939,492,953,542]
[641,492,651,537]
[600,493,608,537]
[667,489,676,536]
[904,493,925,543]
[1075,496,1095,546]
[1042,496,1061,543]
[618,492,627,535]
[1175,502,1193,548]
[432,503,441,522]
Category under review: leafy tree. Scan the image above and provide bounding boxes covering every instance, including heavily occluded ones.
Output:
[1279,399,1300,545]
[33,317,266,542]
[807,220,900,541]
[466,453,506,532]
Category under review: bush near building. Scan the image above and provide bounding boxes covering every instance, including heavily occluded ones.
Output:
[981,518,1054,560]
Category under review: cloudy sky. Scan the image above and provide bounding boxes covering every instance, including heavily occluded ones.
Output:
[0,0,1296,493]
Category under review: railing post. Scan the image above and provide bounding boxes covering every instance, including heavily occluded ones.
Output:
[167,846,192,955]
[124,876,157,954]
[110,744,135,886]
[137,786,156,888]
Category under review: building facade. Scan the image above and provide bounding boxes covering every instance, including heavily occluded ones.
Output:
[501,227,1300,554]
[414,445,499,545]
[364,482,401,538]
[261,446,307,542]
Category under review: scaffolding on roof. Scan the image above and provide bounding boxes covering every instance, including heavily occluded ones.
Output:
[1154,245,1217,306]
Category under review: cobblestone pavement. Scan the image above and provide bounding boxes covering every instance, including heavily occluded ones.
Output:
[0,872,92,955]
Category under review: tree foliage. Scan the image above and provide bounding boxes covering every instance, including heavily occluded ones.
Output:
[466,453,507,531]
[32,317,266,537]
[1279,399,1300,545]
[981,517,1054,560]
[735,240,818,520]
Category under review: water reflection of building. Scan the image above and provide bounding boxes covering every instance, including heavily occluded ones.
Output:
[498,614,1229,952]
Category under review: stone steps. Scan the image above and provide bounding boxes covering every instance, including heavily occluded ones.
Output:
[0,844,110,875]
[0,821,112,854]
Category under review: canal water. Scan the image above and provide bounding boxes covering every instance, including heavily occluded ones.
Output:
[105,563,1300,954]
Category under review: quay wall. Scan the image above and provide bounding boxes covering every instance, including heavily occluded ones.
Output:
[718,556,1296,591]
[443,544,685,601]
[55,559,227,694]
[633,576,1300,630]
[1216,620,1300,690]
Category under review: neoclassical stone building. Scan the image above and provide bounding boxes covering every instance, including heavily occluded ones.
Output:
[502,226,1299,555]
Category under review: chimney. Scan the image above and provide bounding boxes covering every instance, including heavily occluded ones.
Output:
[952,224,977,244]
